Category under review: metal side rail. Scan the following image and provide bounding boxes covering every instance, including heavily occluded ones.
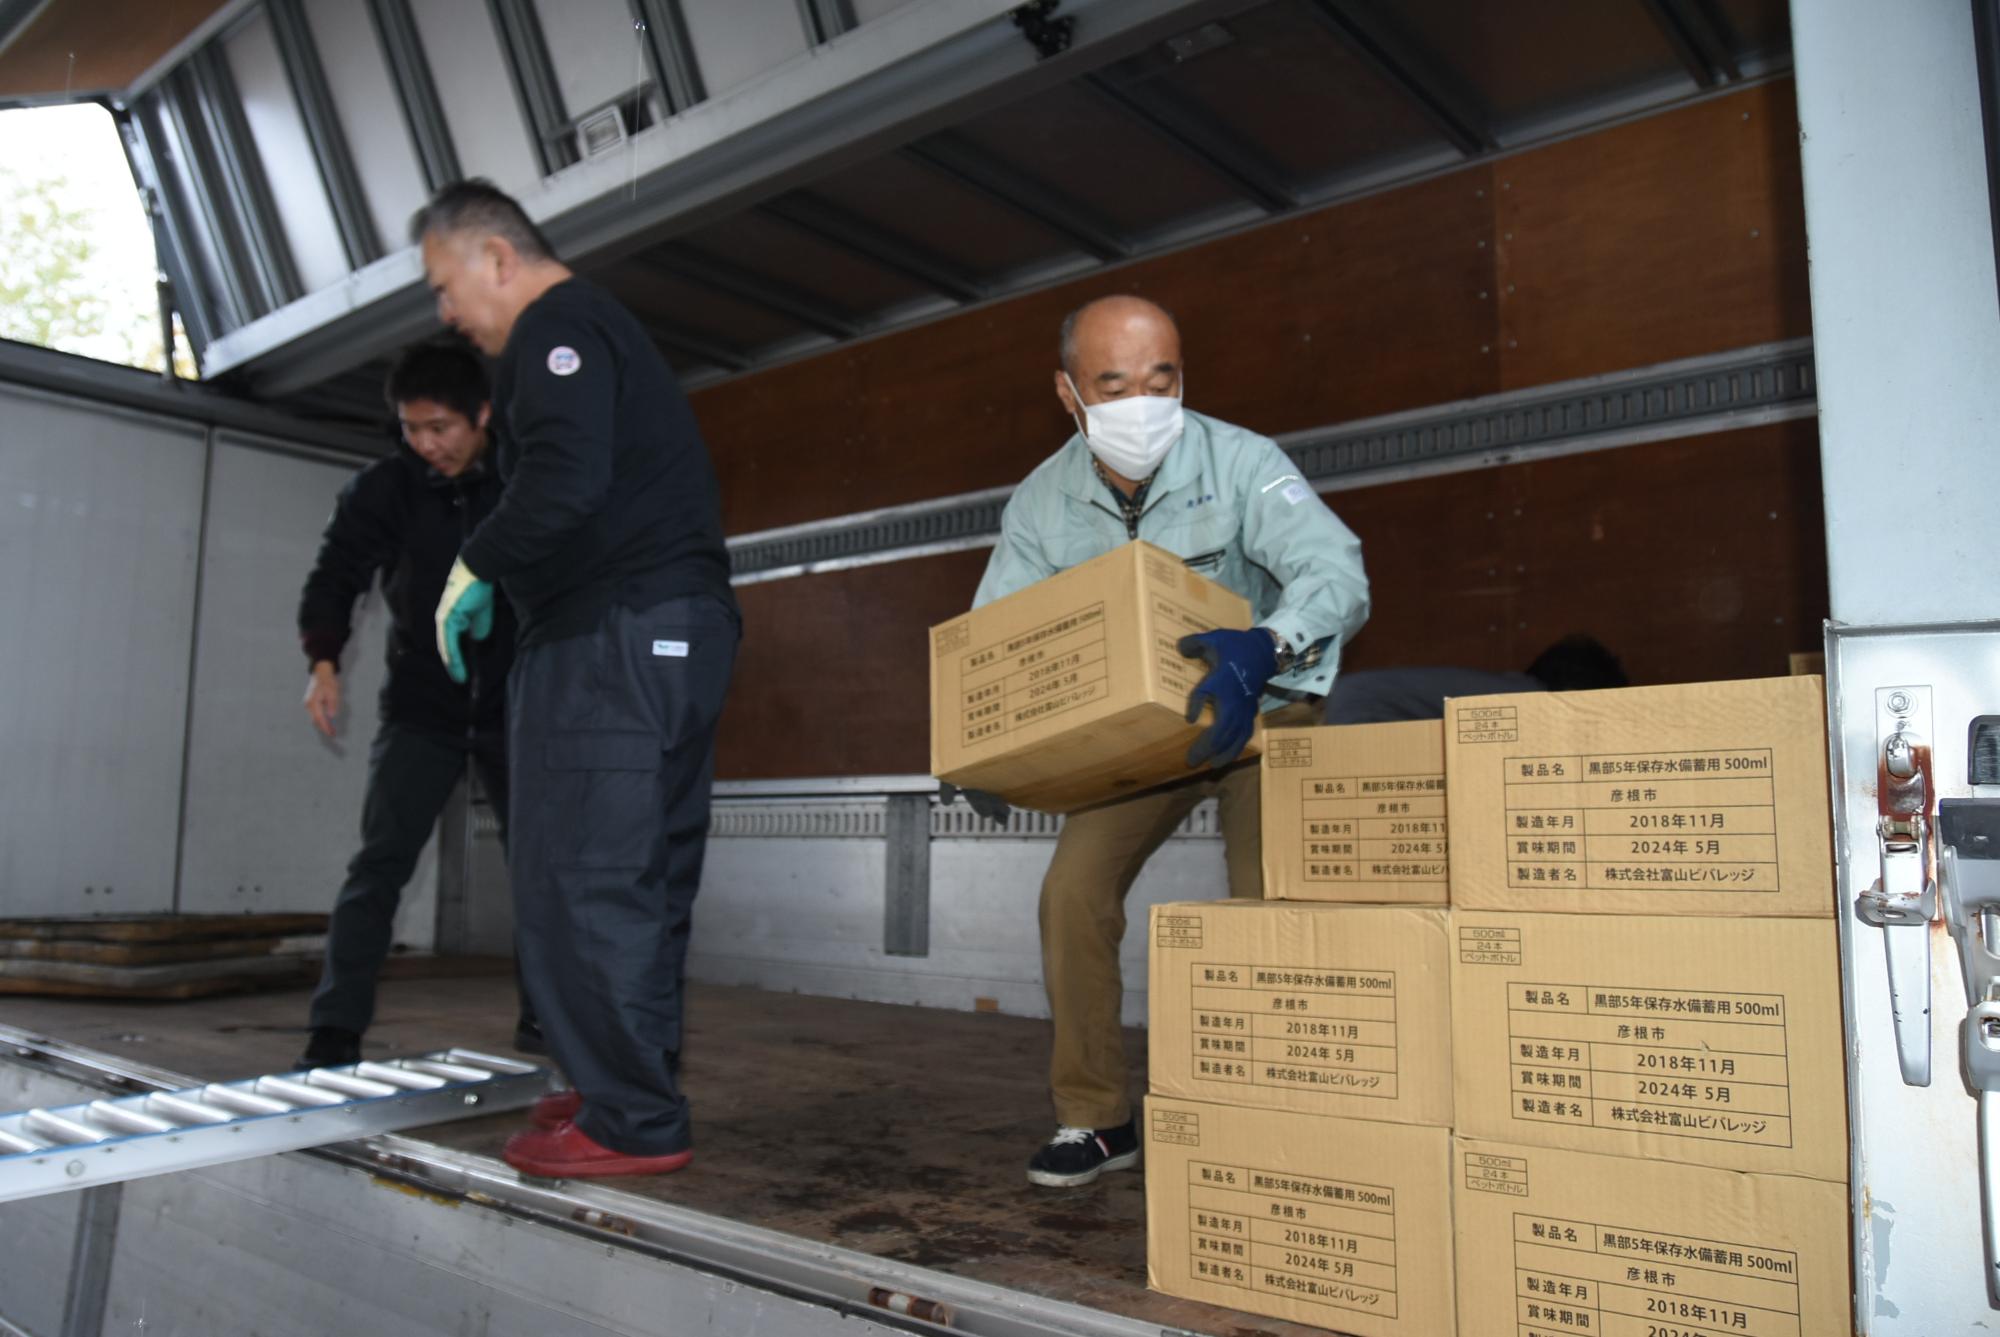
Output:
[0,1030,544,1203]
[0,1026,1172,1337]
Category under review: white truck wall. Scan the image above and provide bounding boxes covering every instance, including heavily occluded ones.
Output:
[0,383,434,947]
[0,386,205,916]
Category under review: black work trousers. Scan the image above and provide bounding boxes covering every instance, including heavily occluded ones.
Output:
[309,720,510,1035]
[508,593,738,1156]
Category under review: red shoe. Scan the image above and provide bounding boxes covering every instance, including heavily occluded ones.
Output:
[530,1090,582,1129]
[503,1120,693,1179]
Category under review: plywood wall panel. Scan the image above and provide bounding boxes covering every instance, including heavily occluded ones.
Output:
[715,548,988,779]
[698,171,1498,535]
[717,421,1827,779]
[1329,418,1827,686]
[1494,81,1812,388]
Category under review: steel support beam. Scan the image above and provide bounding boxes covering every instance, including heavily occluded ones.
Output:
[763,193,988,303]
[906,133,1132,260]
[1302,0,1495,156]
[487,0,577,177]
[647,247,860,340]
[268,0,384,266]
[159,69,258,331]
[1637,0,1741,87]
[645,325,752,374]
[882,793,931,957]
[725,340,1818,583]
[0,338,384,458]
[202,0,1272,393]
[117,102,219,359]
[1084,72,1296,211]
[58,1184,122,1337]
[367,0,462,192]
[189,44,302,311]
[797,0,858,44]
[628,0,706,115]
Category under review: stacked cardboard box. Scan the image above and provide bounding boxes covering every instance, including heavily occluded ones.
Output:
[929,541,1261,814]
[1146,718,1458,1336]
[1146,676,1852,1335]
[1443,676,1850,1334]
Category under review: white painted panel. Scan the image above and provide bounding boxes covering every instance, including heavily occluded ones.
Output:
[176,439,436,945]
[1793,0,2000,627]
[681,0,808,98]
[410,0,542,193]
[305,0,429,249]
[0,388,204,916]
[225,10,351,294]
[690,833,1227,1024]
[852,0,918,22]
[533,0,645,119]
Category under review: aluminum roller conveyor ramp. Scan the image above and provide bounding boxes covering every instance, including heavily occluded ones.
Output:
[0,1047,546,1202]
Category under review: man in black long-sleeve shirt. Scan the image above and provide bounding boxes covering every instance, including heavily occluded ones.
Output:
[416,179,740,1180]
[295,341,523,1068]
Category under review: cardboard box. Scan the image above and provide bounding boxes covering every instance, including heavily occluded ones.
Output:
[1452,910,1847,1182]
[1444,676,1834,916]
[929,540,1258,814]
[1453,1137,1850,1337]
[1262,721,1449,904]
[1146,1097,1456,1337]
[1149,900,1452,1126]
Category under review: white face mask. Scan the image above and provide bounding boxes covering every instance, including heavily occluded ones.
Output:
[1065,372,1184,480]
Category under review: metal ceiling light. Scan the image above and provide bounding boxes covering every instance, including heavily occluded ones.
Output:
[1011,0,1072,61]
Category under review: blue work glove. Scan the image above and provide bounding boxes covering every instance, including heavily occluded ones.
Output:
[939,781,1012,826]
[1178,628,1277,769]
[433,556,495,685]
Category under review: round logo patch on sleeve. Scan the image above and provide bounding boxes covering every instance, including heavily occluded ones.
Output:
[546,346,581,376]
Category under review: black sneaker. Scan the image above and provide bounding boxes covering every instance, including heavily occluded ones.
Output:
[295,1026,360,1070]
[1026,1118,1140,1188]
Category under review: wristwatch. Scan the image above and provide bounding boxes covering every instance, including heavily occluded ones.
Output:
[1260,626,1297,675]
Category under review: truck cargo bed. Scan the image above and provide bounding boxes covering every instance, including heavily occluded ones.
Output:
[0,973,1335,1336]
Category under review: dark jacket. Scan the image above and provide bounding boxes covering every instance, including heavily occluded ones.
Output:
[461,277,735,648]
[298,446,516,730]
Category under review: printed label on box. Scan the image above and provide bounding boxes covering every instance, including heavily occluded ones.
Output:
[1502,750,1782,896]
[1504,981,1796,1152]
[1186,1159,1403,1321]
[1299,772,1447,887]
[1511,1211,1804,1337]
[1189,962,1400,1100]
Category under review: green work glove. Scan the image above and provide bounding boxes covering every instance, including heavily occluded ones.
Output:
[434,556,494,685]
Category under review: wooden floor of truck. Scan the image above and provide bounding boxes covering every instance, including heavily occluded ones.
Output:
[0,974,1337,1337]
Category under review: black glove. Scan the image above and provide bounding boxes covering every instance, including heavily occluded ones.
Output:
[1178,628,1278,769]
[939,781,1012,825]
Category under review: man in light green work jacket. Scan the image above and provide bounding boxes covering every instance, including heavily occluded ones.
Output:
[964,294,1371,1189]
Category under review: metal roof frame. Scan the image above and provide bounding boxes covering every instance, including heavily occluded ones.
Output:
[198,0,1266,398]
[628,0,705,116]
[762,193,990,304]
[486,0,578,177]
[268,0,383,267]
[366,0,461,193]
[645,246,863,341]
[1299,0,1496,156]
[904,133,1133,261]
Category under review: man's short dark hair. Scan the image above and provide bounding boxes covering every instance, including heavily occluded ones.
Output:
[1525,635,1629,692]
[384,339,489,422]
[408,177,556,261]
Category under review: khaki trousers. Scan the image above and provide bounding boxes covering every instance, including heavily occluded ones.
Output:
[1039,761,1264,1129]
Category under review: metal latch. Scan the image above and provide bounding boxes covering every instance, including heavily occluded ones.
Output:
[1855,686,1936,1085]
[1938,798,2000,1307]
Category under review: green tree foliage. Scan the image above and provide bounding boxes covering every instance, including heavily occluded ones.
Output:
[0,164,111,349]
